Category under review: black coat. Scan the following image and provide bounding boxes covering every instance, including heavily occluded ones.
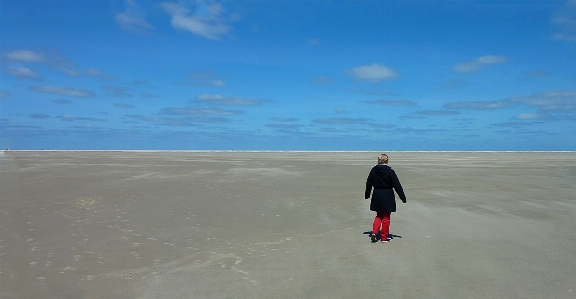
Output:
[365,164,406,212]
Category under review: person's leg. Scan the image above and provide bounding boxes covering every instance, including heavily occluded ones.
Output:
[372,211,384,241]
[381,212,391,241]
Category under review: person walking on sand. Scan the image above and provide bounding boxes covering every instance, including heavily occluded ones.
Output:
[365,153,407,243]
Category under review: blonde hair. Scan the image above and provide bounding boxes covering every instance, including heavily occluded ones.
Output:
[378,153,388,164]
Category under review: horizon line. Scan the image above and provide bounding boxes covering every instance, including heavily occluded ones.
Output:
[3,150,575,153]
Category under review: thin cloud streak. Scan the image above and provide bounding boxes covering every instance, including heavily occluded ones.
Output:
[29,85,94,98]
[513,113,552,121]
[57,114,105,122]
[451,55,508,73]
[444,90,576,113]
[126,114,228,125]
[270,117,299,122]
[266,123,304,130]
[160,106,244,116]
[30,113,50,119]
[363,100,418,107]
[312,118,370,125]
[114,103,136,109]
[443,100,510,110]
[184,71,226,87]
[416,110,459,116]
[103,85,133,97]
[195,94,273,106]
[86,68,118,81]
[508,90,576,112]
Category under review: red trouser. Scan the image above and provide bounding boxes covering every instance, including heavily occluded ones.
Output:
[373,211,391,239]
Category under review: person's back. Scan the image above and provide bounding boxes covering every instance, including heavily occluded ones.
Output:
[366,163,405,202]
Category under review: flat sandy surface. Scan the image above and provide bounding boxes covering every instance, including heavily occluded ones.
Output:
[1,151,575,298]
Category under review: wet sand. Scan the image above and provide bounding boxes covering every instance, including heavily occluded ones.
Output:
[1,151,575,298]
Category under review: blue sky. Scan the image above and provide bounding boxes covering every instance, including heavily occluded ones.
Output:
[1,0,575,150]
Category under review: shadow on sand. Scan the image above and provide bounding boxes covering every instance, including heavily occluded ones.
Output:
[363,231,402,242]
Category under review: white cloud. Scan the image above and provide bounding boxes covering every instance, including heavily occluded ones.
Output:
[160,1,231,40]
[116,0,155,33]
[346,64,399,83]
[195,94,272,106]
[29,85,94,98]
[5,50,46,62]
[7,67,42,79]
[451,55,509,73]
[4,50,81,77]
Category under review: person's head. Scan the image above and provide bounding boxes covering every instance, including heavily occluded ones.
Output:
[378,153,389,164]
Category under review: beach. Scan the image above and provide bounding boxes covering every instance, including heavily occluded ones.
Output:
[1,151,575,298]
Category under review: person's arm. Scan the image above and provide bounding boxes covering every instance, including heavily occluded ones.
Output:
[365,169,373,199]
[391,170,407,203]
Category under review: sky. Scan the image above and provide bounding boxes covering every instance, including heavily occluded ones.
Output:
[1,0,575,150]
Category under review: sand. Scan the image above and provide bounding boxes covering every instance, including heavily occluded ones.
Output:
[1,151,575,298]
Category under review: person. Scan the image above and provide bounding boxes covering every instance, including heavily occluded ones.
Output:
[365,153,407,243]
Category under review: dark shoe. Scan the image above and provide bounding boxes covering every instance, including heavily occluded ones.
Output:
[371,234,377,243]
